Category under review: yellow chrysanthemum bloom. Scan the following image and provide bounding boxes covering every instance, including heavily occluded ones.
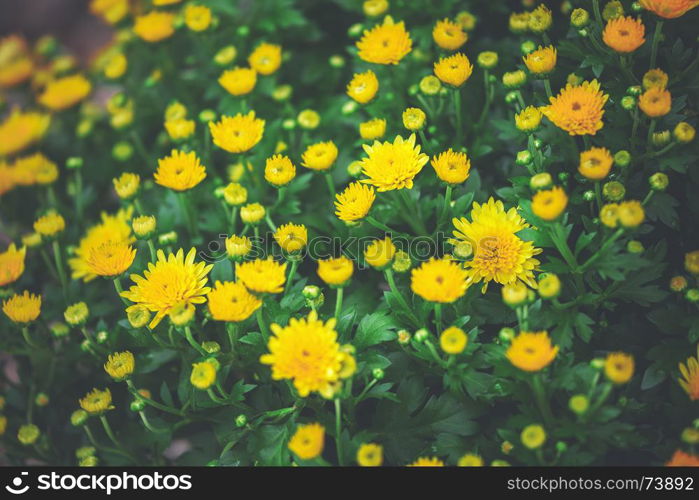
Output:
[301,141,338,171]
[261,310,352,396]
[529,4,552,33]
[440,326,468,354]
[33,211,65,237]
[184,4,212,32]
[85,240,137,278]
[541,80,609,136]
[356,16,412,65]
[223,182,248,206]
[248,43,282,75]
[209,112,265,154]
[509,12,530,33]
[120,248,213,329]
[678,345,699,400]
[359,118,387,140]
[0,244,25,287]
[317,256,354,287]
[364,237,396,270]
[89,0,128,23]
[523,46,557,75]
[579,147,613,180]
[452,198,541,289]
[37,74,91,111]
[603,16,645,53]
[638,87,672,117]
[346,70,379,104]
[0,110,51,157]
[359,134,428,192]
[3,291,41,323]
[617,200,645,228]
[458,454,483,466]
[165,101,187,121]
[604,352,635,384]
[288,423,325,460]
[640,0,699,18]
[335,182,376,222]
[104,351,134,381]
[264,154,296,187]
[432,18,468,50]
[507,331,558,372]
[64,302,89,325]
[225,235,252,261]
[686,251,699,275]
[236,257,287,294]
[357,443,383,466]
[218,67,257,96]
[297,109,320,130]
[431,149,471,185]
[154,149,206,191]
[515,106,543,133]
[126,304,152,329]
[532,186,568,221]
[207,280,261,322]
[521,424,546,449]
[643,68,668,90]
[79,388,114,415]
[0,56,32,89]
[112,172,140,200]
[363,0,388,17]
[133,11,176,43]
[409,457,444,467]
[240,202,265,225]
[164,118,195,140]
[433,52,473,87]
[599,203,620,228]
[274,223,307,254]
[402,107,426,131]
[103,52,127,79]
[0,163,15,196]
[10,153,55,186]
[190,361,216,389]
[411,257,468,303]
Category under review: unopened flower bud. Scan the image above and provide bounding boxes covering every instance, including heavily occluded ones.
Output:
[130,399,146,412]
[516,150,533,166]
[71,409,88,426]
[621,96,636,110]
[627,240,644,254]
[570,8,589,27]
[499,327,516,343]
[603,181,625,201]
[569,394,589,414]
[669,276,687,292]
[397,329,411,345]
[414,328,429,343]
[614,150,631,167]
[372,368,385,380]
[235,414,248,427]
[203,341,220,354]
[530,172,552,190]
[649,172,669,191]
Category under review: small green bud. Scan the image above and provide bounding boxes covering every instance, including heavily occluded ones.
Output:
[348,23,364,38]
[614,150,631,167]
[329,55,345,68]
[95,331,108,344]
[558,172,570,183]
[583,190,596,202]
[530,173,553,190]
[621,96,636,110]
[627,85,642,96]
[520,40,536,55]
[71,409,88,426]
[414,328,429,343]
[372,368,385,380]
[603,181,626,201]
[130,399,146,412]
[569,394,589,414]
[686,288,699,303]
[499,327,516,343]
[236,25,250,37]
[199,109,216,123]
[158,231,178,245]
[303,285,321,299]
[516,150,533,166]
[590,358,605,370]
[35,392,49,406]
[570,8,590,27]
[203,341,221,354]
[505,91,518,104]
[235,414,248,427]
[649,172,669,191]
[556,441,568,453]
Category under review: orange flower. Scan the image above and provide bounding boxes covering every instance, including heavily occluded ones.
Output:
[640,0,699,19]
[602,16,645,53]
[541,80,608,136]
[665,450,699,466]
[638,87,672,117]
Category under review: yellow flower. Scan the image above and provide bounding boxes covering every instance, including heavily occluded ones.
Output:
[515,106,543,132]
[248,43,282,75]
[153,0,182,5]
[602,16,645,53]
[359,118,387,140]
[685,251,699,275]
[209,111,265,153]
[411,257,468,303]
[538,273,561,299]
[432,18,468,50]
[297,109,320,130]
[335,182,376,222]
[678,345,699,400]
[638,87,672,117]
[528,4,553,33]
[207,280,261,322]
[190,361,216,389]
[274,223,307,253]
[165,101,187,121]
[541,80,608,136]
[640,0,699,19]
[264,154,296,187]
[64,302,89,325]
[360,134,428,192]
[133,12,176,43]
[523,46,557,75]
[506,331,558,372]
[579,147,613,180]
[521,424,546,449]
[419,75,442,95]
[112,172,140,200]
[317,256,354,287]
[0,415,6,435]
[532,186,568,221]
[477,51,498,69]
[363,0,388,17]
[10,153,56,186]
[604,352,634,384]
[301,141,338,171]
[452,198,541,289]
[85,240,136,278]
[240,202,265,225]
[236,257,287,294]
[643,68,668,90]
[674,122,696,143]
[0,110,51,157]
[346,70,379,104]
[357,16,412,65]
[402,107,426,131]
[184,4,212,32]
[409,457,444,467]
[364,237,396,269]
[433,52,473,87]
[17,423,40,445]
[357,443,383,466]
[34,211,65,237]
[509,12,530,33]
[121,248,212,329]
[430,149,471,185]
[126,304,151,329]
[0,55,32,89]
[104,52,127,79]
[599,203,620,228]
[164,118,195,140]
[261,310,352,396]
[222,182,247,206]
[218,67,257,96]
[225,235,252,260]
[458,454,483,466]
[0,244,25,287]
[89,0,129,24]
[214,45,237,66]
[288,423,325,460]
[0,163,14,195]
[154,149,206,191]
[104,351,134,381]
[502,281,528,307]
[37,74,91,111]
[440,326,468,354]
[79,388,114,414]
[617,200,645,228]
[3,291,41,323]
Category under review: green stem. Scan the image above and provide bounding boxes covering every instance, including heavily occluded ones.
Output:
[74,169,84,224]
[138,411,169,433]
[592,0,603,27]
[354,379,378,404]
[178,192,200,240]
[649,20,664,70]
[334,287,344,319]
[324,173,336,198]
[146,239,157,262]
[453,88,463,147]
[99,415,121,448]
[230,206,238,234]
[475,69,493,129]
[256,307,270,338]
[588,382,614,417]
[439,184,453,226]
[21,326,39,349]
[226,322,238,351]
[433,303,443,333]
[424,339,446,367]
[184,326,207,356]
[127,379,184,416]
[130,130,151,166]
[52,240,68,301]
[265,213,277,232]
[543,78,553,99]
[579,228,625,272]
[594,182,603,211]
[397,189,428,236]
[418,129,430,153]
[531,374,554,426]
[113,277,130,306]
[334,398,344,466]
[207,388,226,404]
[646,119,657,151]
[284,258,299,296]
[550,223,579,272]
[365,216,400,235]
[384,269,420,327]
